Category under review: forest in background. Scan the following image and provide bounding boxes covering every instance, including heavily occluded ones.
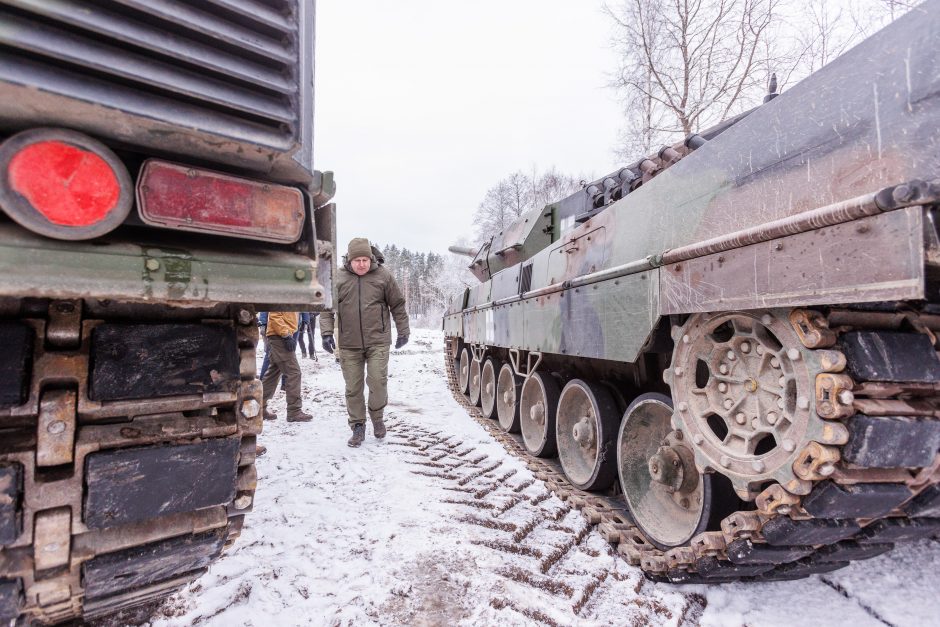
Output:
[379,244,474,328]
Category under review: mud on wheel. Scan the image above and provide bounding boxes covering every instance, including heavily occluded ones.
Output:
[0,299,262,624]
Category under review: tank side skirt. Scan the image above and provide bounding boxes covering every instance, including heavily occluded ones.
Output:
[660,206,926,315]
[450,205,928,364]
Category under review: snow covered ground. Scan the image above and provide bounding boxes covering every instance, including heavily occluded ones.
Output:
[149,329,940,627]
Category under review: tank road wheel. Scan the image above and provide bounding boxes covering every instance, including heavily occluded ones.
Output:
[480,358,499,419]
[556,379,620,491]
[618,393,725,549]
[458,347,471,394]
[496,363,521,432]
[469,357,483,406]
[519,371,560,457]
[664,310,827,499]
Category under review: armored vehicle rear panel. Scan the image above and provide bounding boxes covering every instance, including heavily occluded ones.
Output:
[0,1,335,622]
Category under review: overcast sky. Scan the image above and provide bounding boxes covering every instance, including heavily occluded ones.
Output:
[313,1,624,256]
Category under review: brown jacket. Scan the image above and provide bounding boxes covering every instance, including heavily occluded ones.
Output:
[321,258,409,349]
[266,312,299,337]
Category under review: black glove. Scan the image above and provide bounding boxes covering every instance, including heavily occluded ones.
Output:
[284,334,297,353]
[322,334,335,353]
[395,335,409,349]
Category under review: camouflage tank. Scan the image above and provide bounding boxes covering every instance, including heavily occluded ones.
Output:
[0,1,334,622]
[444,3,940,584]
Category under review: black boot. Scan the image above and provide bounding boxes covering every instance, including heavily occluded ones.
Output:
[347,423,365,447]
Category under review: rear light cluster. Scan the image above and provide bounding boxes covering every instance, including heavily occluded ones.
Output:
[0,128,306,243]
[0,128,132,240]
[137,161,305,244]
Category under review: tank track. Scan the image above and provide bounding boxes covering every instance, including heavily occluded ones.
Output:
[0,299,262,624]
[444,307,940,583]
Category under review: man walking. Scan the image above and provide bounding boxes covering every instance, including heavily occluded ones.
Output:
[261,311,313,422]
[321,238,409,447]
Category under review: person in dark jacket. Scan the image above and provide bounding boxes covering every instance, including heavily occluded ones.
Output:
[321,238,409,447]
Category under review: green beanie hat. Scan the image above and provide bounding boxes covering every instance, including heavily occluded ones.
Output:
[347,237,372,260]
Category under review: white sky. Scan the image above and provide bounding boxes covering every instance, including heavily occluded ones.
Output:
[313,1,625,256]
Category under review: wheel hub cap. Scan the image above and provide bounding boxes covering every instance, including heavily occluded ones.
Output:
[530,401,545,425]
[572,416,595,448]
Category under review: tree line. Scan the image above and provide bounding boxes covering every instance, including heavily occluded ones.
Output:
[605,0,919,158]
[379,244,474,328]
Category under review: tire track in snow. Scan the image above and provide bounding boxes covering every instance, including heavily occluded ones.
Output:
[386,418,695,625]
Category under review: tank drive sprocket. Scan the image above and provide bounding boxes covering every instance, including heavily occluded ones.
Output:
[664,309,833,499]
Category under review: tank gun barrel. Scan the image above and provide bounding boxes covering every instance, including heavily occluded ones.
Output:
[448,245,479,258]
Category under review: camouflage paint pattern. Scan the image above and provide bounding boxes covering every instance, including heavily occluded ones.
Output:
[445,2,940,363]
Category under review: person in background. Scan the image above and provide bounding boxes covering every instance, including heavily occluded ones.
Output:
[306,312,318,361]
[297,312,312,359]
[262,312,313,423]
[321,238,409,448]
[258,311,270,378]
[258,311,287,392]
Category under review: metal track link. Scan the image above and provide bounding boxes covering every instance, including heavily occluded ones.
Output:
[0,301,263,623]
[444,307,940,583]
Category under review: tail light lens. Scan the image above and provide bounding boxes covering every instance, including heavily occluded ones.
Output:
[137,160,306,244]
[0,128,133,240]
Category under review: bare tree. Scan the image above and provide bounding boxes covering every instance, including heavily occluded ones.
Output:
[873,0,922,20]
[473,173,530,245]
[606,0,782,156]
[787,0,893,78]
[530,166,583,210]
[606,0,922,159]
[474,168,582,244]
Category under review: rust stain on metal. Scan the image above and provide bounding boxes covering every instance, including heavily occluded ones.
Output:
[37,390,77,467]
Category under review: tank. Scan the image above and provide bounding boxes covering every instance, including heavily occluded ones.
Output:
[0,1,335,622]
[444,2,940,584]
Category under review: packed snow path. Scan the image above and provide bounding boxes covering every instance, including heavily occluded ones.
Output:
[151,330,940,627]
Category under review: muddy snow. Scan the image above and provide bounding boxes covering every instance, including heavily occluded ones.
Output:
[149,329,940,627]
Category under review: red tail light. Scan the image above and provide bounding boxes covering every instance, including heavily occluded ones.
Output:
[137,160,306,243]
[0,128,133,240]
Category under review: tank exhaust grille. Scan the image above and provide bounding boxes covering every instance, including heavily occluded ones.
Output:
[520,263,533,294]
[0,0,311,178]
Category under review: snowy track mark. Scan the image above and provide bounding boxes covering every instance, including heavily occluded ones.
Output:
[392,418,694,623]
